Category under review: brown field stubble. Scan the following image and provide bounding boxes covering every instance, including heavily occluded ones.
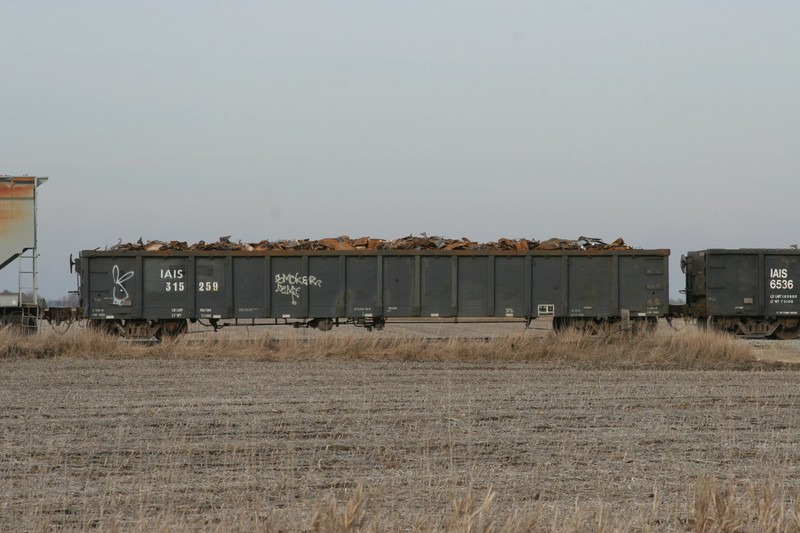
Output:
[2,327,800,531]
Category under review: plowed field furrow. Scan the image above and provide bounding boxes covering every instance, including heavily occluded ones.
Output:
[3,358,800,529]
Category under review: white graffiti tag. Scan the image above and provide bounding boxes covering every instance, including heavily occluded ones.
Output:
[112,265,134,306]
[275,273,322,305]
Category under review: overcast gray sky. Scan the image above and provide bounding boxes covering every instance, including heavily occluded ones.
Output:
[2,1,798,300]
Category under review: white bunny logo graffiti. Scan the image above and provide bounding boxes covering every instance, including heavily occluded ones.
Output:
[112,265,134,306]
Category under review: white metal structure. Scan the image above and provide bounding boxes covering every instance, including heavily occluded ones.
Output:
[0,176,48,329]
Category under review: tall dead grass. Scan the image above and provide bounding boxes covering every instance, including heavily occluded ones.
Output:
[0,327,119,358]
[304,476,800,532]
[0,326,783,369]
[692,476,800,533]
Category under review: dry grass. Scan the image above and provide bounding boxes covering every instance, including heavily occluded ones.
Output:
[0,325,787,370]
[691,476,800,533]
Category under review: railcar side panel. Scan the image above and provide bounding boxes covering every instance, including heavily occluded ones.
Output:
[531,256,561,317]
[494,256,525,317]
[457,256,489,317]
[382,256,414,317]
[706,253,759,316]
[618,256,667,316]
[420,256,452,317]
[307,256,339,318]
[85,256,138,319]
[764,254,800,318]
[345,256,379,318]
[195,257,227,319]
[688,250,800,317]
[232,256,266,318]
[271,256,305,318]
[684,249,800,338]
[143,257,189,320]
[567,256,612,318]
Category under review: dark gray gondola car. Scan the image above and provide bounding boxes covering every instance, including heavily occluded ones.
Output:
[77,248,670,339]
[682,249,800,339]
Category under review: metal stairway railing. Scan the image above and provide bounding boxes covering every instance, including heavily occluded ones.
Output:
[17,251,39,329]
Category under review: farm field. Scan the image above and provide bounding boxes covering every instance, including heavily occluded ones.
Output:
[3,326,800,530]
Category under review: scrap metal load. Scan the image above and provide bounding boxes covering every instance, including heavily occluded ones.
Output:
[110,235,633,253]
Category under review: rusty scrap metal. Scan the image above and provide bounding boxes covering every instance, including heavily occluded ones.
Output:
[109,235,633,252]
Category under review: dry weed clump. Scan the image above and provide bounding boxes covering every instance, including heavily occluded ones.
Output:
[692,476,800,533]
[0,326,781,369]
[300,476,800,532]
[0,327,120,358]
[543,329,764,370]
[648,330,757,368]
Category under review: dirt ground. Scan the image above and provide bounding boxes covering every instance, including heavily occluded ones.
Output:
[3,343,800,529]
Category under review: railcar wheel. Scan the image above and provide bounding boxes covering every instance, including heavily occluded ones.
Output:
[552,317,605,335]
[87,319,118,335]
[772,321,800,340]
[156,320,188,340]
[587,319,609,335]
[631,317,657,336]
[552,317,581,333]
[705,316,728,333]
[314,318,334,331]
[2,312,36,334]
